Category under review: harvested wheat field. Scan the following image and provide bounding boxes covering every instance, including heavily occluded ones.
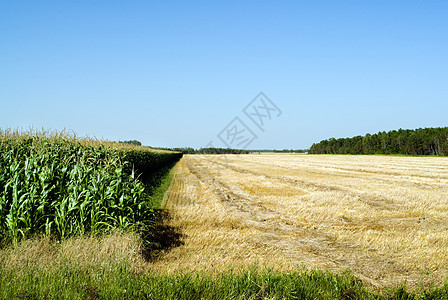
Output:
[148,154,448,289]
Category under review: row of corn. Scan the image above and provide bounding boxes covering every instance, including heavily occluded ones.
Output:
[0,130,182,244]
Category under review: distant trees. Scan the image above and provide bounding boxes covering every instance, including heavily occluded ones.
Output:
[197,148,250,154]
[273,149,308,153]
[165,148,309,154]
[309,127,448,156]
[169,147,197,154]
[120,140,142,146]
[155,147,250,154]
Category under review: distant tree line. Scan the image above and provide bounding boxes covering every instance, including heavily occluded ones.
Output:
[273,149,308,153]
[157,147,250,154]
[118,142,248,154]
[198,147,250,154]
[165,148,309,154]
[119,140,142,146]
[309,127,448,156]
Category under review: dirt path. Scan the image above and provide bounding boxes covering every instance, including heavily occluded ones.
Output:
[151,154,448,289]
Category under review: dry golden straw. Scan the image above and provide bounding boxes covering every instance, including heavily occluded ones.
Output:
[151,154,448,288]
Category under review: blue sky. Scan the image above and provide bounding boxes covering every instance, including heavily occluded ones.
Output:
[1,1,447,149]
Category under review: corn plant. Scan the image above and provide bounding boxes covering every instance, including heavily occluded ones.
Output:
[0,129,182,244]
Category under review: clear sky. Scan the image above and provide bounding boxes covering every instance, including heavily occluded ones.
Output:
[1,1,447,149]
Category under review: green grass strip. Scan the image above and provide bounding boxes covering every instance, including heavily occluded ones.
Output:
[1,264,448,299]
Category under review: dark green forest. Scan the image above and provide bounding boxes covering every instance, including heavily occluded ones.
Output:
[309,127,448,156]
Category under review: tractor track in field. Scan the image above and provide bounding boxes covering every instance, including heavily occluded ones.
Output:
[218,157,448,192]
[183,156,421,288]
[197,157,403,212]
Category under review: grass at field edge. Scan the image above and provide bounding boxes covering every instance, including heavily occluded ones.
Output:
[1,263,448,299]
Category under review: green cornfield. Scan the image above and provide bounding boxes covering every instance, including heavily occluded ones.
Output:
[0,129,182,244]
